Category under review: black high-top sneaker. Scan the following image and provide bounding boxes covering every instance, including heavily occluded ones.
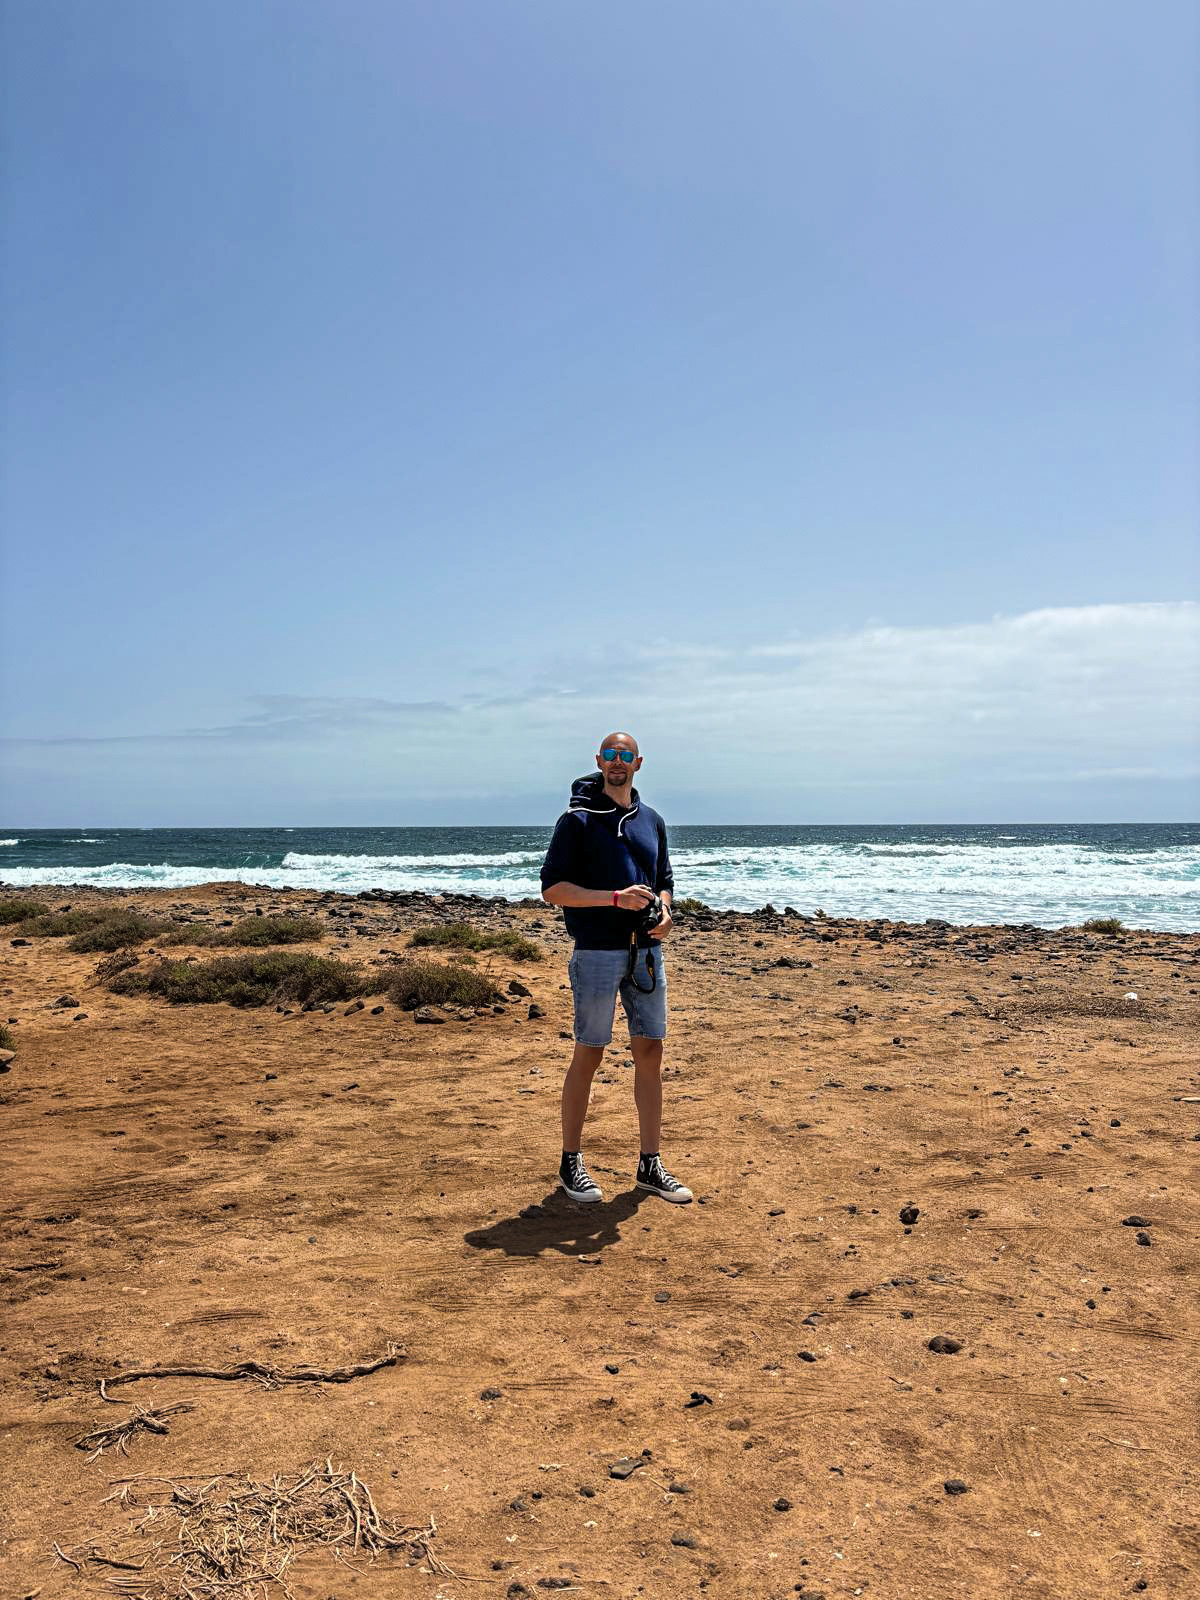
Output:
[635,1152,694,1204]
[559,1151,603,1203]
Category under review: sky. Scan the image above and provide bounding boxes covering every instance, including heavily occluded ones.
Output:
[2,0,1197,826]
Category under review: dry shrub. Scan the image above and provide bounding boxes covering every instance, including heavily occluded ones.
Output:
[384,958,500,1011]
[0,896,48,925]
[159,915,321,948]
[408,921,542,961]
[67,912,167,952]
[108,951,369,1009]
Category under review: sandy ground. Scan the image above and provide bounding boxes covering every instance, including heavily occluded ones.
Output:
[1,883,1198,1600]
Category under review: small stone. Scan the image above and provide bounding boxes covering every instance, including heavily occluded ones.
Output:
[1135,1230,1152,1246]
[1121,1215,1151,1228]
[527,1003,545,1019]
[773,1496,792,1511]
[899,1205,920,1225]
[927,1335,963,1354]
[797,1351,817,1362]
[726,1418,750,1431]
[683,1391,712,1407]
[73,1013,88,1021]
[655,1290,671,1303]
[604,1363,619,1374]
[668,1482,690,1494]
[608,1457,646,1479]
[0,1049,15,1070]
[370,1005,385,1015]
[53,996,80,1008]
[507,979,532,997]
[670,1534,697,1549]
[944,1479,970,1495]
[480,1387,502,1400]
[578,1485,595,1497]
[414,1006,445,1024]
[848,1288,871,1300]
[307,1235,317,1244]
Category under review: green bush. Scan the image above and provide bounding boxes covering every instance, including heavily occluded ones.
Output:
[672,897,710,915]
[0,897,48,925]
[384,959,500,1011]
[158,914,320,948]
[67,912,166,952]
[108,950,369,1009]
[1081,917,1124,936]
[408,921,542,961]
[18,908,110,938]
[0,1024,15,1052]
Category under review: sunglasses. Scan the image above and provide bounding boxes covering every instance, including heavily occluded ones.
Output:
[600,748,637,764]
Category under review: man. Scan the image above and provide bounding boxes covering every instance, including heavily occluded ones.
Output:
[540,732,693,1205]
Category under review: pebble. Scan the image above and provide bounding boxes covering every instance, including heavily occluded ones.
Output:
[480,1387,502,1401]
[655,1290,671,1303]
[528,1003,545,1019]
[684,1391,712,1407]
[668,1482,690,1494]
[773,1496,792,1511]
[1135,1231,1152,1247]
[797,1351,817,1363]
[604,1363,619,1374]
[670,1534,697,1549]
[608,1458,645,1479]
[927,1335,963,1354]
[370,1005,385,1014]
[944,1479,970,1495]
[899,1205,920,1225]
[1122,1215,1151,1227]
[507,979,531,997]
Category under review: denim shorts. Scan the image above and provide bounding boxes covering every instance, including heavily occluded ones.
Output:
[568,944,668,1047]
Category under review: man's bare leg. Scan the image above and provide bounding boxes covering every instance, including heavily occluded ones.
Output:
[562,1043,604,1150]
[631,1035,663,1153]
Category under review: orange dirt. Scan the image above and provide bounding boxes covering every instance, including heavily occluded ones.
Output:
[1,883,1197,1600]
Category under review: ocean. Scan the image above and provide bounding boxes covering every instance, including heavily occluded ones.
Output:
[1,823,1197,931]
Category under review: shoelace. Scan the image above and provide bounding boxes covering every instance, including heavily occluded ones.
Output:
[564,1157,597,1188]
[641,1159,678,1187]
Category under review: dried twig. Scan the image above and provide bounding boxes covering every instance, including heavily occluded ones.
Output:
[98,1344,403,1401]
[63,1456,444,1600]
[77,1404,196,1461]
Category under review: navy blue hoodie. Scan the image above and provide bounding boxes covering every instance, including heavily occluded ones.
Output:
[540,773,674,950]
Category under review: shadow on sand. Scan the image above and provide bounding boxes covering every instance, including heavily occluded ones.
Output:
[464,1186,651,1259]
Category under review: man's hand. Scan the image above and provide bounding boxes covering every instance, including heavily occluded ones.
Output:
[615,884,656,911]
[649,903,673,940]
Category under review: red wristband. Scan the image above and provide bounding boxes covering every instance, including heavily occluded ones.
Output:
[612,890,620,907]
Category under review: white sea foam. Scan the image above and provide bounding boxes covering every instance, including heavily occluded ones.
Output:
[3,838,1198,929]
[0,839,18,846]
[280,849,545,871]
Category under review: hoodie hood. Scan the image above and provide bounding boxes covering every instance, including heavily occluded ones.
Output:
[567,772,641,833]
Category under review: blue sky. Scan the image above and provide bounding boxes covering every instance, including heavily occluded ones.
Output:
[2,1,1197,825]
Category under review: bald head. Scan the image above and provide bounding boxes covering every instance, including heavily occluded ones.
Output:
[595,731,642,794]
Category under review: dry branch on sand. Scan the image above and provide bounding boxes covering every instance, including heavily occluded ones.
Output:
[53,1458,450,1598]
[97,1345,404,1401]
[76,1404,196,1461]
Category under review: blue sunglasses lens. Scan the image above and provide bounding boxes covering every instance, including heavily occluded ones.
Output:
[601,749,635,763]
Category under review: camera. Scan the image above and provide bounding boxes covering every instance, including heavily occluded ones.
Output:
[634,892,664,938]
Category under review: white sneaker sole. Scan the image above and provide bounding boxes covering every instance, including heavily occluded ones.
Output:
[559,1177,603,1203]
[636,1179,693,1204]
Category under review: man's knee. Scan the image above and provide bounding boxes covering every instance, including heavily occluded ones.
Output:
[570,1044,605,1075]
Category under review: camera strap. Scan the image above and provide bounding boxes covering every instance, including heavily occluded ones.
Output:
[625,935,657,994]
